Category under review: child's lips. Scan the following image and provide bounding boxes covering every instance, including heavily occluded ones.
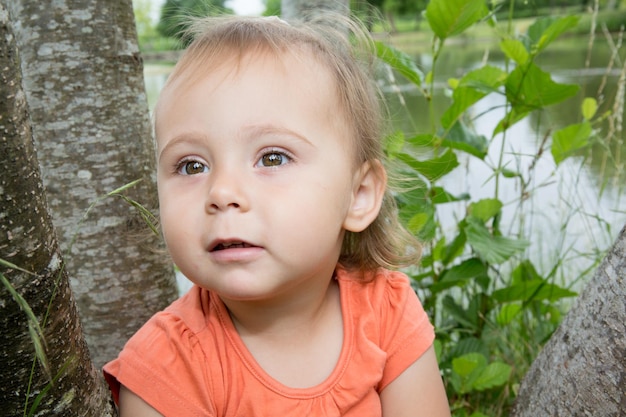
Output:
[211,241,254,251]
[208,239,264,262]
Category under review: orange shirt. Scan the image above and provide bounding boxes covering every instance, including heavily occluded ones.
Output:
[103,268,434,416]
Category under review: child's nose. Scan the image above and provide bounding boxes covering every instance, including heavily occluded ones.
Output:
[205,168,250,213]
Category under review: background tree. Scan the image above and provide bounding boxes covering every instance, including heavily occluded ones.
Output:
[157,0,232,45]
[133,0,161,48]
[281,0,350,21]
[6,0,178,368]
[511,225,626,415]
[382,0,425,32]
[0,5,114,414]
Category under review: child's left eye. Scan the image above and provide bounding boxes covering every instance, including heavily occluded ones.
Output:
[257,151,291,167]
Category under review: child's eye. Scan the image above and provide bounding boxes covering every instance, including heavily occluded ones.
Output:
[177,160,208,175]
[257,150,292,167]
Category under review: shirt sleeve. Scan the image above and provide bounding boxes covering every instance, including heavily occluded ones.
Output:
[103,312,215,417]
[376,271,435,391]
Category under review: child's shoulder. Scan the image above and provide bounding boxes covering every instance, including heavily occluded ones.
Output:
[110,285,224,373]
[335,267,416,312]
[335,267,412,290]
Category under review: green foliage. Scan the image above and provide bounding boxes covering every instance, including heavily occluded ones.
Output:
[133,0,159,45]
[375,0,621,414]
[262,0,281,17]
[156,0,232,45]
[425,0,489,40]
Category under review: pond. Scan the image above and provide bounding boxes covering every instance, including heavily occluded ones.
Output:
[143,34,625,290]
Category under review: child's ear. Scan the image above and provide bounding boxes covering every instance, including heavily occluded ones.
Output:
[343,160,387,233]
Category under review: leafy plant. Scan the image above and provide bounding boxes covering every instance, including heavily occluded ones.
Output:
[375,0,619,414]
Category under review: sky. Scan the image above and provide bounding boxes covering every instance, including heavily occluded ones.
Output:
[225,0,265,15]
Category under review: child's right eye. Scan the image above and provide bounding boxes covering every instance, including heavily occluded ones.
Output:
[177,160,208,175]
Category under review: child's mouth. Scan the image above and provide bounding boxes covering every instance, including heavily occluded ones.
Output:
[212,242,253,251]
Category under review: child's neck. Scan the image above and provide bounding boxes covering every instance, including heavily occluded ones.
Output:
[222,275,344,388]
[221,267,338,334]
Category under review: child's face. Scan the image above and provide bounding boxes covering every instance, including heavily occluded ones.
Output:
[155,50,368,302]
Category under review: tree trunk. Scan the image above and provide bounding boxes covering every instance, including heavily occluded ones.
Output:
[0,6,115,415]
[511,225,626,416]
[5,0,178,368]
[281,0,349,21]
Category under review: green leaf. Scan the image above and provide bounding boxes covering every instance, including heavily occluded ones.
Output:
[441,121,489,159]
[444,337,489,362]
[452,352,489,393]
[397,149,459,182]
[433,339,443,362]
[468,198,503,222]
[407,133,439,148]
[430,186,470,205]
[511,260,543,284]
[397,186,437,241]
[431,237,447,262]
[496,62,579,135]
[545,304,562,325]
[442,295,478,330]
[506,62,579,113]
[500,38,529,65]
[502,168,521,178]
[581,97,598,121]
[442,229,467,265]
[494,107,530,135]
[425,70,433,85]
[496,303,522,325]
[441,65,507,129]
[464,219,529,264]
[528,16,580,54]
[375,41,424,87]
[384,131,405,157]
[425,0,489,40]
[551,121,592,165]
[396,181,430,207]
[410,212,437,242]
[407,212,430,235]
[452,352,486,378]
[433,258,488,291]
[473,362,512,391]
[492,280,577,303]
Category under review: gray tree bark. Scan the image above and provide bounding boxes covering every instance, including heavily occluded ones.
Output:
[281,0,350,21]
[5,0,178,368]
[511,225,626,416]
[0,5,115,415]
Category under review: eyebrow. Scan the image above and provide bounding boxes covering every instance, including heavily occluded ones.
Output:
[157,133,208,164]
[242,124,314,147]
[157,124,315,163]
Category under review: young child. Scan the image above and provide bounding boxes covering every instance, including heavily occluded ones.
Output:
[104,14,450,417]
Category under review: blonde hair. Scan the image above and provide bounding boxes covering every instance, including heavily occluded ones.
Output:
[157,13,421,271]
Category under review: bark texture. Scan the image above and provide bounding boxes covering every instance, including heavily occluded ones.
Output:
[512,225,626,416]
[0,6,115,415]
[5,0,178,367]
